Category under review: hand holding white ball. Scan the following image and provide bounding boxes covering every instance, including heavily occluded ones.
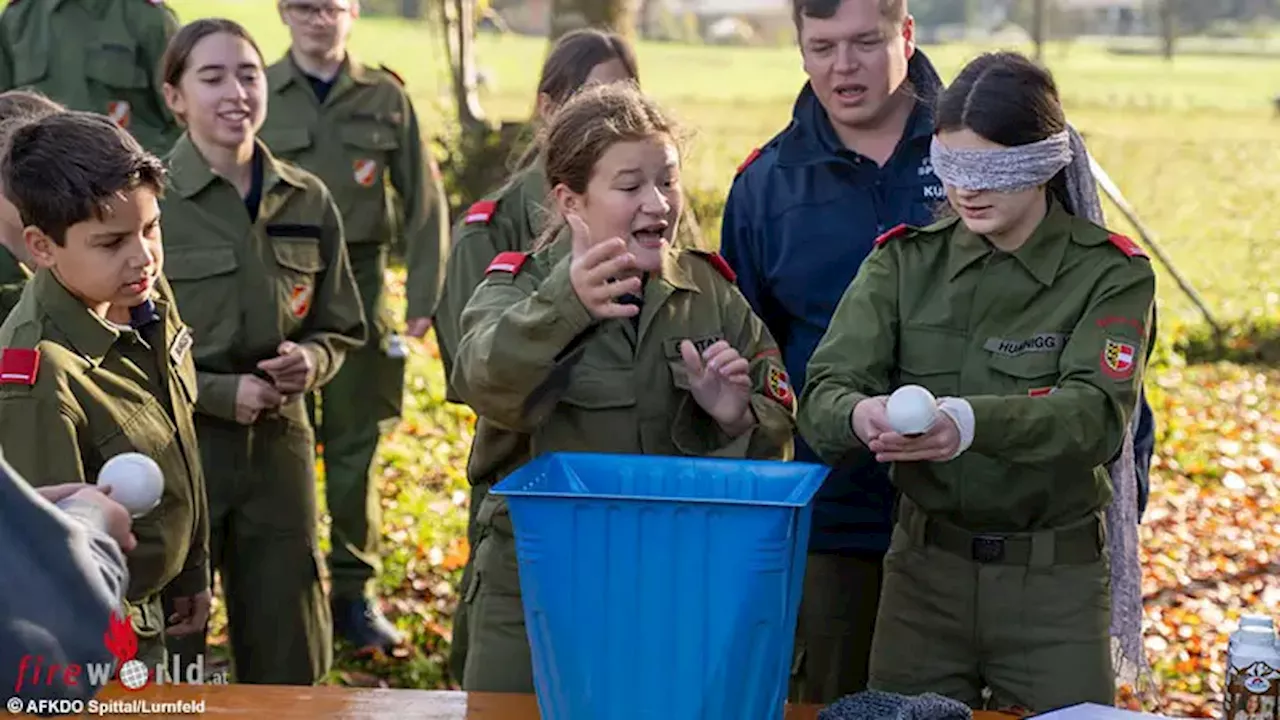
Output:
[96,453,164,518]
[885,385,940,437]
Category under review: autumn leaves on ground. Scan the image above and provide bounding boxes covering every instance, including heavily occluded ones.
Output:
[166,3,1280,717]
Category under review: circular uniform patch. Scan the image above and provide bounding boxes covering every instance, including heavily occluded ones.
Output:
[1101,338,1136,379]
[765,365,794,410]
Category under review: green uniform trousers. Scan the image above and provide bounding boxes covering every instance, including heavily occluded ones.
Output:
[447,480,489,683]
[460,492,533,693]
[131,595,168,678]
[309,243,405,600]
[868,499,1113,713]
[168,404,333,685]
[788,551,884,704]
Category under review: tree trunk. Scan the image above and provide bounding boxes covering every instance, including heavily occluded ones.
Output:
[1032,0,1047,61]
[439,0,487,131]
[1160,0,1177,60]
[549,0,635,43]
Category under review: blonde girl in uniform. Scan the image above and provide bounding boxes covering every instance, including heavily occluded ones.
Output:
[156,19,365,686]
[450,82,797,693]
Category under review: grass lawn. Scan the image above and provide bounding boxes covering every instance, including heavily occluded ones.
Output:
[163,4,1280,716]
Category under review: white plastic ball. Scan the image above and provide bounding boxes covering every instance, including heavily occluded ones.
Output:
[886,385,939,436]
[97,453,164,517]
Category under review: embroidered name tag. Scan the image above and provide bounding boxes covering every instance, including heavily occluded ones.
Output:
[663,335,723,359]
[169,326,194,365]
[984,333,1068,357]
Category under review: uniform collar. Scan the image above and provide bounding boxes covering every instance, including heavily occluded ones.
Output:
[168,133,306,199]
[31,269,122,365]
[538,232,698,294]
[517,160,551,239]
[0,246,30,285]
[270,51,374,98]
[946,197,1073,286]
[658,247,699,293]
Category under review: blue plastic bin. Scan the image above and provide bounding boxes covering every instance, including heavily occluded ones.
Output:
[490,452,828,720]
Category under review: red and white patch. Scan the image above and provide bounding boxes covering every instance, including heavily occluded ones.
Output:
[765,365,794,411]
[1107,232,1147,259]
[1101,338,1136,379]
[0,348,39,386]
[465,200,497,225]
[353,159,378,188]
[289,281,314,318]
[485,251,527,276]
[107,101,131,128]
[1028,386,1056,397]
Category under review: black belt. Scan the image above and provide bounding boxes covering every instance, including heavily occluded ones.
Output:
[902,500,1105,566]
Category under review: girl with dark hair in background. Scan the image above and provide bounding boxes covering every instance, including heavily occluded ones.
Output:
[798,51,1155,713]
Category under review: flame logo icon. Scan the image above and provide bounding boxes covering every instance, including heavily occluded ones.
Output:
[103,609,150,691]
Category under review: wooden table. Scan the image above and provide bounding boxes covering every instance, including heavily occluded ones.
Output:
[16,683,1022,719]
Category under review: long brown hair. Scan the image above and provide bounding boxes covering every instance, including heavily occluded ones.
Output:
[160,19,266,124]
[513,28,640,172]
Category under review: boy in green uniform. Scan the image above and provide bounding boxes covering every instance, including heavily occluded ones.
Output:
[0,0,182,157]
[257,0,449,652]
[0,110,210,676]
[0,90,63,318]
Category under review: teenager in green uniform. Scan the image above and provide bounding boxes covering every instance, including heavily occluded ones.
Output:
[0,110,210,675]
[434,28,704,679]
[0,0,182,157]
[156,19,367,685]
[797,52,1156,713]
[452,82,797,693]
[258,0,449,652]
[0,90,63,318]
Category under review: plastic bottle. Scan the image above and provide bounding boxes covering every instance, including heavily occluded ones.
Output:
[1225,620,1280,720]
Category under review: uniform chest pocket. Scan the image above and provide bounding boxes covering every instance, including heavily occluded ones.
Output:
[897,326,966,397]
[89,400,179,520]
[340,123,400,153]
[84,41,148,89]
[164,247,240,356]
[268,233,326,323]
[559,370,637,410]
[986,351,1062,394]
[8,30,47,85]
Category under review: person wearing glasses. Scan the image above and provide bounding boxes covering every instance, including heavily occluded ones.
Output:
[0,0,183,157]
[257,0,449,657]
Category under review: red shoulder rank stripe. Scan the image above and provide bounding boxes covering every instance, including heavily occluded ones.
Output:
[1107,232,1147,259]
[0,348,39,386]
[874,224,909,247]
[464,200,497,225]
[485,252,528,276]
[735,148,761,175]
[693,250,737,283]
[380,64,406,86]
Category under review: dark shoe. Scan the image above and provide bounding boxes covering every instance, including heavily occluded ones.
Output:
[332,596,404,654]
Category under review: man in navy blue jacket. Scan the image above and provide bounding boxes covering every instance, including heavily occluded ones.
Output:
[719,0,944,703]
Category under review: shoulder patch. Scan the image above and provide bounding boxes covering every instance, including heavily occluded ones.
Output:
[464,200,497,225]
[380,65,405,86]
[874,224,910,248]
[0,348,39,386]
[735,148,762,175]
[1106,233,1147,259]
[485,252,528,276]
[690,250,737,283]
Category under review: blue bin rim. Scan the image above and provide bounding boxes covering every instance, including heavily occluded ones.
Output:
[489,453,829,509]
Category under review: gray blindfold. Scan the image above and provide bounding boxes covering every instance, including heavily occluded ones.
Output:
[930,130,1073,193]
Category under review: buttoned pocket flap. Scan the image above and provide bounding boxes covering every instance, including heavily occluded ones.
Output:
[260,125,313,154]
[340,124,400,151]
[270,237,325,274]
[559,371,636,409]
[987,352,1061,380]
[164,246,238,281]
[85,42,147,89]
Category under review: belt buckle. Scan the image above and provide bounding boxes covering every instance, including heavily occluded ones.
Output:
[972,535,1006,563]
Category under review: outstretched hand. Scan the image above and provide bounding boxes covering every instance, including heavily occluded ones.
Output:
[567,214,641,320]
[681,339,753,435]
